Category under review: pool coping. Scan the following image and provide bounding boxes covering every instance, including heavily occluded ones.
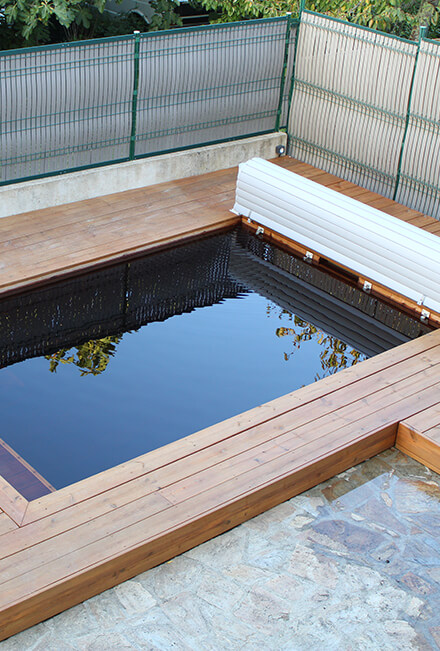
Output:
[1,158,440,640]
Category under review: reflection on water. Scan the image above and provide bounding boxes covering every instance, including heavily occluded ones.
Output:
[0,228,431,489]
[43,313,364,380]
[275,312,363,381]
[45,336,121,376]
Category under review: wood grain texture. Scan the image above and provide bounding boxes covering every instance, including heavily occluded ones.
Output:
[0,511,18,536]
[1,159,440,641]
[396,422,440,474]
[0,478,28,527]
[403,407,440,435]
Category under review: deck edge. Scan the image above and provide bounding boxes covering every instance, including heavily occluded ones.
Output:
[396,422,440,474]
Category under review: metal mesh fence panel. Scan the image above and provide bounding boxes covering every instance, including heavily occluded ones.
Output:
[0,37,134,184]
[395,38,440,219]
[287,12,417,198]
[134,19,292,157]
[0,18,291,185]
[3,12,440,220]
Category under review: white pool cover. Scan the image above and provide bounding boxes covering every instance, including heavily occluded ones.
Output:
[233,158,440,315]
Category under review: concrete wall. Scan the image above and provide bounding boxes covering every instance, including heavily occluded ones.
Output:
[0,133,287,219]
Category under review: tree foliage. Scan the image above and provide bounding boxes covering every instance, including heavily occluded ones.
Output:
[1,0,108,39]
[45,335,120,376]
[149,0,182,31]
[309,0,439,39]
[200,0,440,38]
[200,0,297,22]
[0,0,182,46]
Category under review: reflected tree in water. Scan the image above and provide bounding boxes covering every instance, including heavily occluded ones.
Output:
[45,335,121,376]
[43,307,363,379]
[275,311,363,379]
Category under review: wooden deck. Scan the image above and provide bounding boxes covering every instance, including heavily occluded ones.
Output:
[2,157,440,297]
[1,157,440,640]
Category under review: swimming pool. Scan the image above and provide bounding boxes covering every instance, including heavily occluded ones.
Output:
[0,228,429,493]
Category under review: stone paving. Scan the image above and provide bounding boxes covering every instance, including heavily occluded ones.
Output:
[2,448,440,650]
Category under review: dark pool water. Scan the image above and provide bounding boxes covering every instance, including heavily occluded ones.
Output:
[0,229,427,489]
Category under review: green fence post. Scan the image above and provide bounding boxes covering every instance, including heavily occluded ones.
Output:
[285,0,305,137]
[129,31,141,161]
[393,25,427,200]
[275,13,293,132]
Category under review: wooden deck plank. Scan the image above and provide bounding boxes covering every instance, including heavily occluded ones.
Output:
[0,397,431,604]
[0,175,236,243]
[0,199,233,261]
[0,445,382,610]
[0,376,438,641]
[0,207,231,271]
[0,428,397,642]
[0,511,18,536]
[406,215,437,227]
[422,425,440,442]
[0,214,238,295]
[422,221,440,234]
[0,199,202,251]
[0,167,236,232]
[161,383,440,508]
[400,404,440,433]
[0,477,28,527]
